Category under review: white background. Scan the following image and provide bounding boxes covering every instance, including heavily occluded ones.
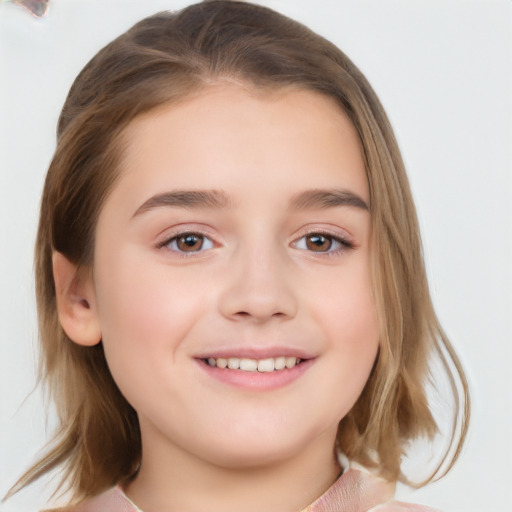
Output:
[0,1,510,511]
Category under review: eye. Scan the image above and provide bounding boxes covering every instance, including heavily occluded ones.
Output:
[293,232,353,254]
[164,232,214,253]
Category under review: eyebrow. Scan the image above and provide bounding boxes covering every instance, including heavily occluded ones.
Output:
[133,187,369,218]
[133,190,232,217]
[291,189,369,211]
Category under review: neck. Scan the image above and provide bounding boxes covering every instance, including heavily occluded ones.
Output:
[125,423,341,512]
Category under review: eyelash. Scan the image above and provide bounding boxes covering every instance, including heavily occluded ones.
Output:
[156,229,355,258]
[156,231,215,258]
[293,229,355,257]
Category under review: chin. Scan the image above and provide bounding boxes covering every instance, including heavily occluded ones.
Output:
[195,428,324,470]
[194,436,303,469]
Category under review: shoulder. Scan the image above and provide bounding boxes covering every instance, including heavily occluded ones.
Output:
[66,486,139,512]
[368,501,442,512]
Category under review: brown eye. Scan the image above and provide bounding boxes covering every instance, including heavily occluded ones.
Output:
[293,232,353,254]
[165,233,214,253]
[305,234,332,252]
[177,234,204,252]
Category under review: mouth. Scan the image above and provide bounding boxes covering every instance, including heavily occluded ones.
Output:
[196,352,313,390]
[201,356,302,372]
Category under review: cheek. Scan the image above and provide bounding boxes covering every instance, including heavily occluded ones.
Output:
[323,294,378,381]
[92,253,207,376]
[308,261,379,399]
[314,257,378,344]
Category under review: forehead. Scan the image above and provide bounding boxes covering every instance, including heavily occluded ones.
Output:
[109,83,368,211]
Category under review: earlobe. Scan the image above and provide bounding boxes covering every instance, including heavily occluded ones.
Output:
[52,251,102,346]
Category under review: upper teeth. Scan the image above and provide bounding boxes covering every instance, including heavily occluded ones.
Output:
[206,356,300,372]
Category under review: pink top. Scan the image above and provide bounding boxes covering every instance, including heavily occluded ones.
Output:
[72,468,440,512]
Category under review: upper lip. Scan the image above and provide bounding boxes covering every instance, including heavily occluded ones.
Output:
[194,346,315,360]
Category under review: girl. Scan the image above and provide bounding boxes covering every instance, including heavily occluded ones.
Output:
[7,1,469,510]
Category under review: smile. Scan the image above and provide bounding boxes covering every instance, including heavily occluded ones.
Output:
[204,356,302,372]
[197,353,313,391]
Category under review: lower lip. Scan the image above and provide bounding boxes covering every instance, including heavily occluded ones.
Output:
[196,358,314,391]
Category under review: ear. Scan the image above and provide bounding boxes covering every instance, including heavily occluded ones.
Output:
[52,251,102,346]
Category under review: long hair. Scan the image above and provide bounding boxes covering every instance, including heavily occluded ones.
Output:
[10,0,469,505]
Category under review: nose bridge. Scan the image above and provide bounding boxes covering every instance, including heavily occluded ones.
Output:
[218,228,298,322]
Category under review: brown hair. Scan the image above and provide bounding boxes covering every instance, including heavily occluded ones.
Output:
[10,0,469,505]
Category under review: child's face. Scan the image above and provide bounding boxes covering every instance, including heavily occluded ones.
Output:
[90,84,379,469]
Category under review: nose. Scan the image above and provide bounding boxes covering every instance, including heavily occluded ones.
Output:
[218,241,298,323]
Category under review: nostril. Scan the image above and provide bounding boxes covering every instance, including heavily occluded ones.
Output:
[219,282,298,322]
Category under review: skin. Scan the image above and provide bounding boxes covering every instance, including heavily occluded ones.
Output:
[54,83,380,512]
